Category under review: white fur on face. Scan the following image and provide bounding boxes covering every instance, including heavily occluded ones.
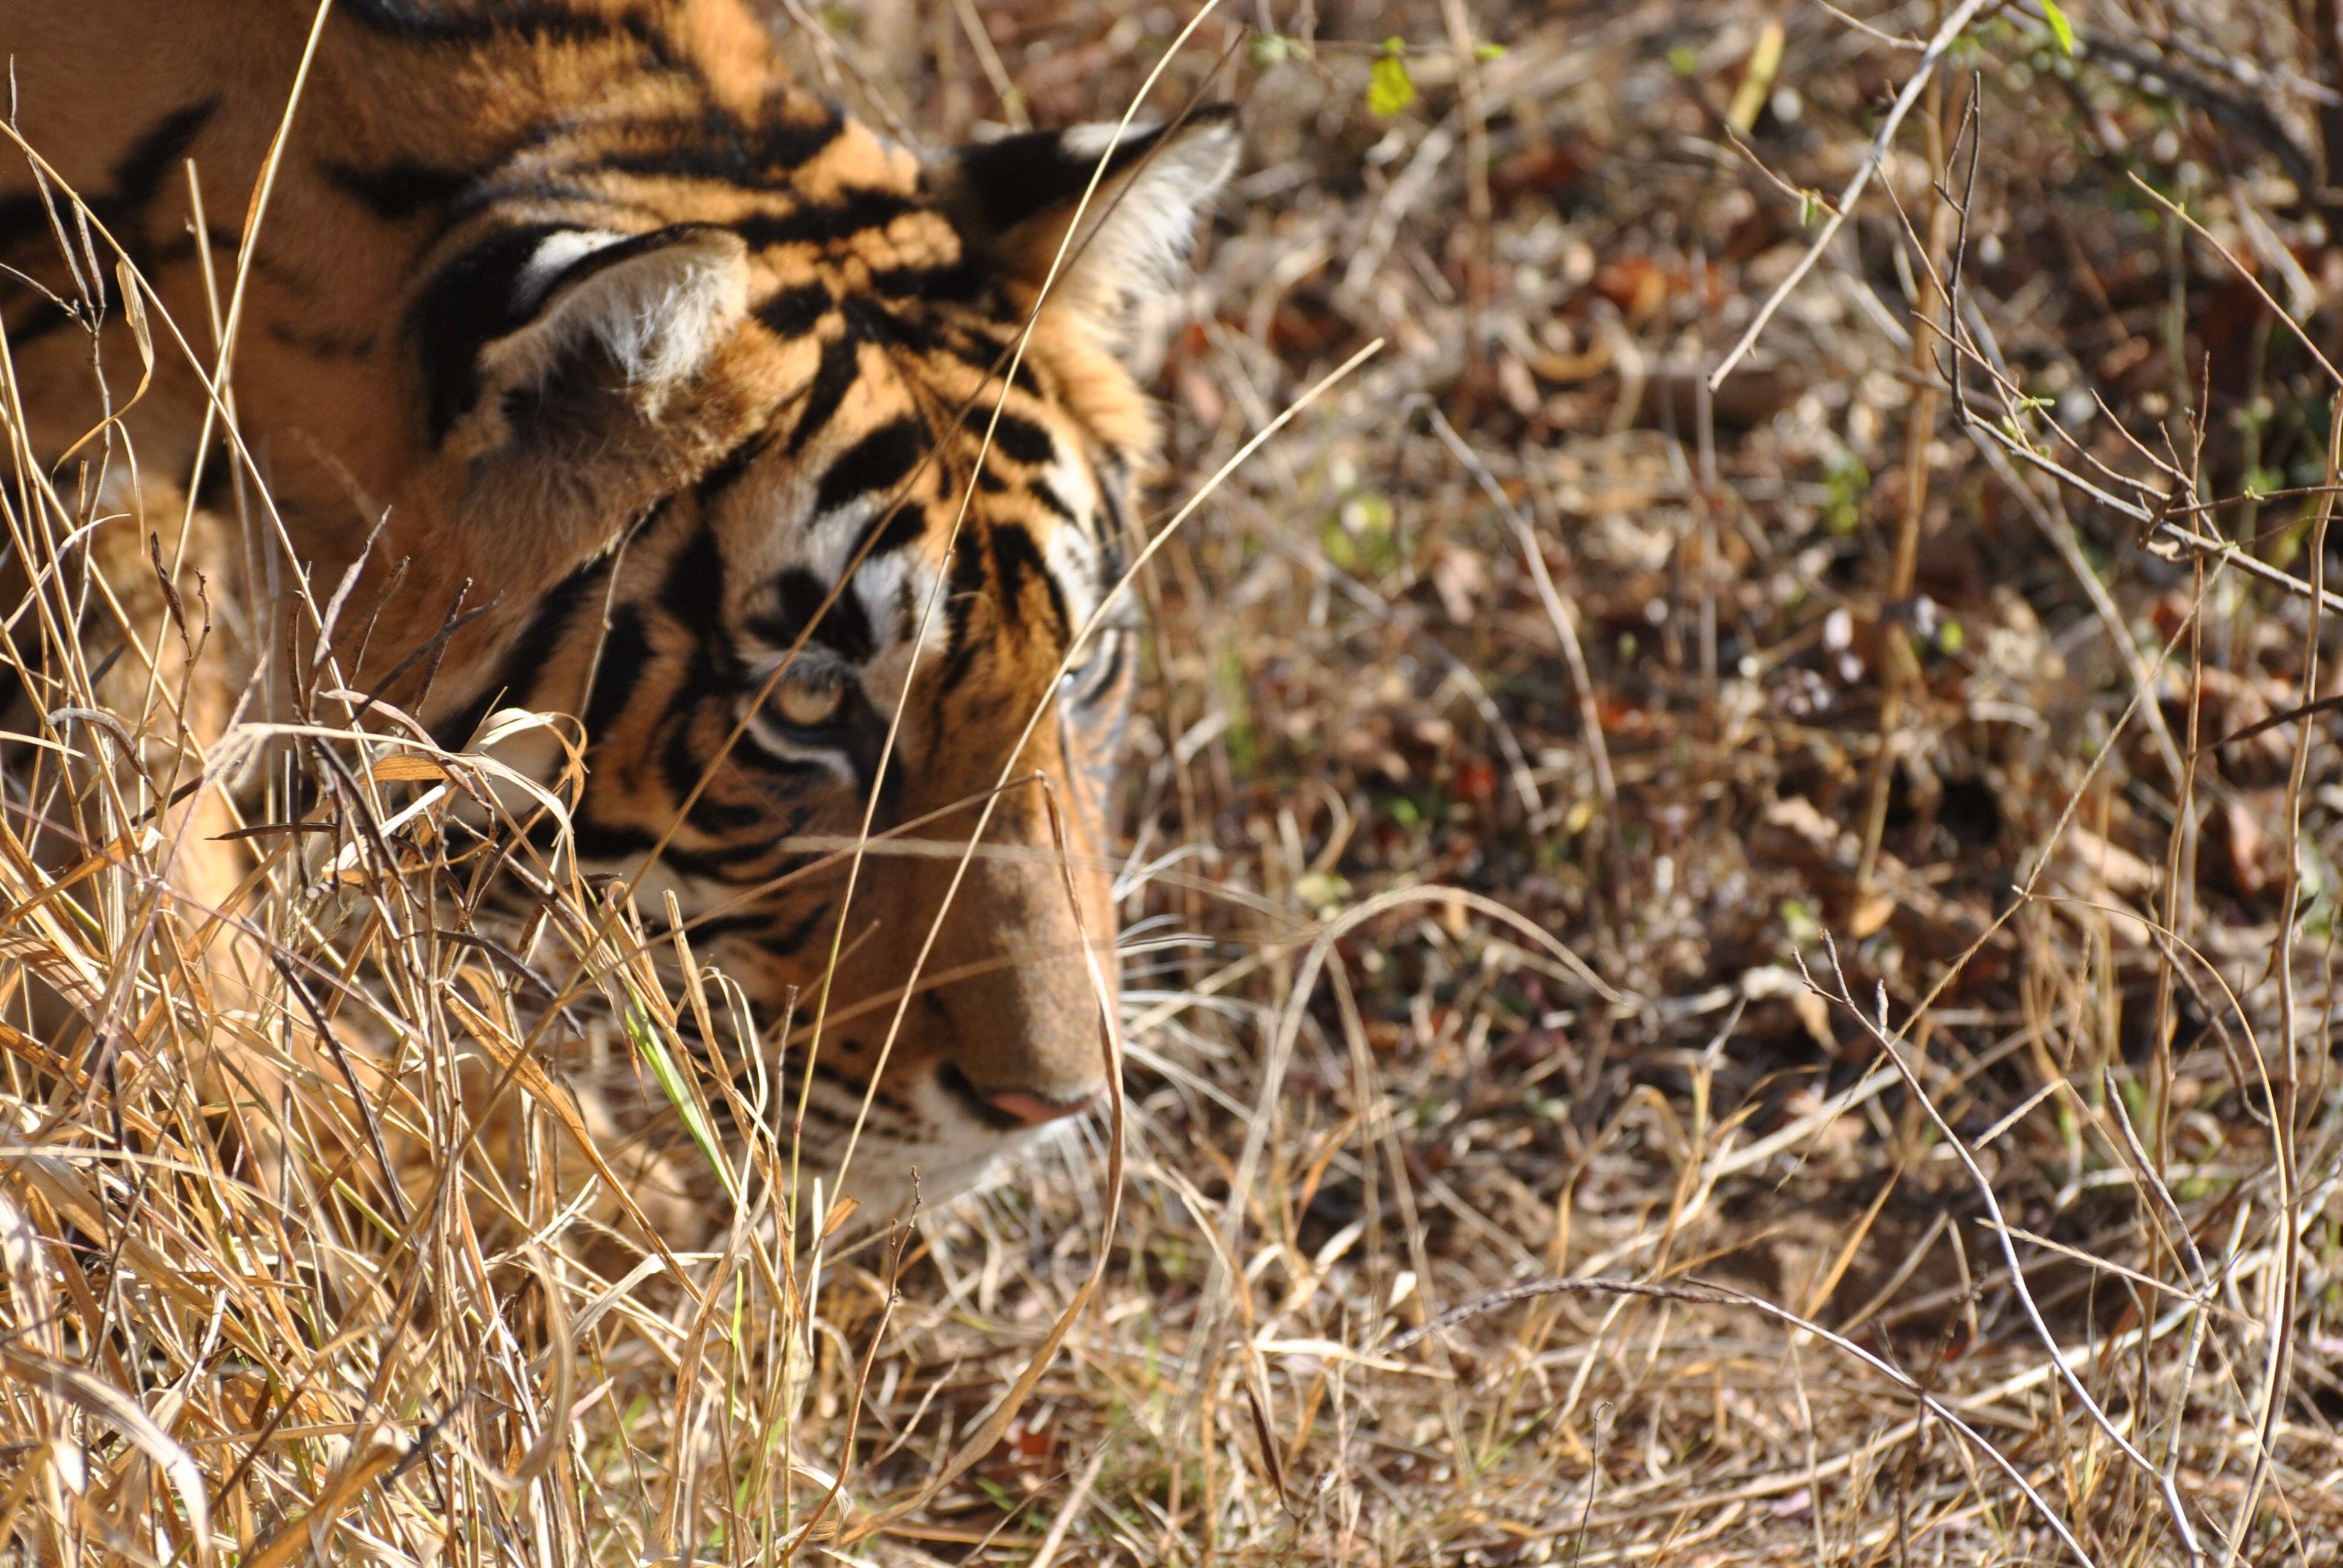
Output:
[515,229,623,304]
[1037,443,1111,638]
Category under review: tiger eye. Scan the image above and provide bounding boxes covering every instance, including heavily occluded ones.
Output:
[775,679,845,730]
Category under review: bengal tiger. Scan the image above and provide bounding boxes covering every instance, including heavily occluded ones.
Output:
[0,0,1234,1226]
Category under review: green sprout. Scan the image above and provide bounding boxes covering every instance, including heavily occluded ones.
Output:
[1368,38,1416,116]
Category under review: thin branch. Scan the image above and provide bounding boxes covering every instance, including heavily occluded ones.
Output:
[1711,0,1993,390]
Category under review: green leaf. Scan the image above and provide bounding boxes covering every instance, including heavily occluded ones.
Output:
[624,1002,739,1202]
[1368,41,1416,117]
[2039,0,2074,54]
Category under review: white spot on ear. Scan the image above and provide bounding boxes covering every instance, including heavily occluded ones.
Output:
[1058,120,1138,161]
[516,229,624,307]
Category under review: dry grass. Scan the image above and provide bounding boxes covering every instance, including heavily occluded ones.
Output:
[5,1,2343,1563]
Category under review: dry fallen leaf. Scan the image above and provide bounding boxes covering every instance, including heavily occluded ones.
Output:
[1429,545,1490,625]
[2065,826,2158,900]
[2214,796,2278,900]
[370,753,449,783]
[1847,890,1896,939]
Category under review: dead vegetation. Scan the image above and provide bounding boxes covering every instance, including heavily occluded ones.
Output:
[4,1,2343,1563]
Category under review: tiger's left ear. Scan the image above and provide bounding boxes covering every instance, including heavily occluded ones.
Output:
[424,223,753,458]
[415,221,759,584]
[939,108,1237,361]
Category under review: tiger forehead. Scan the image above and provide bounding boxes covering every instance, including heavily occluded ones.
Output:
[707,374,1105,609]
[433,100,976,316]
[396,62,1152,498]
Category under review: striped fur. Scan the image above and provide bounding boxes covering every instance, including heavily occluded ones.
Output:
[1,0,1234,1224]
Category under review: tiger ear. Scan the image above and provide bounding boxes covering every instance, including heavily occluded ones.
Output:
[419,223,752,457]
[940,108,1237,362]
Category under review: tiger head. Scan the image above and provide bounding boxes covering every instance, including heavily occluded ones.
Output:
[402,100,1238,1223]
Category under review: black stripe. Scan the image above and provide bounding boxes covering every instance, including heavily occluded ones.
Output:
[1075,629,1129,702]
[721,724,831,789]
[657,523,727,630]
[0,99,217,325]
[808,1057,872,1098]
[685,790,764,833]
[845,501,927,570]
[0,305,74,349]
[570,814,658,862]
[339,0,480,32]
[989,411,1055,466]
[110,100,220,218]
[411,221,566,443]
[688,895,825,946]
[931,318,1038,393]
[731,189,919,250]
[869,260,981,303]
[341,0,682,67]
[578,606,654,740]
[685,909,785,941]
[433,555,605,747]
[1096,465,1133,534]
[782,1090,857,1132]
[524,223,720,307]
[428,177,601,246]
[837,292,948,356]
[989,521,1069,641]
[753,566,874,663]
[668,840,767,883]
[813,418,926,519]
[323,158,476,222]
[0,191,49,250]
[560,807,787,885]
[266,319,377,359]
[936,528,990,695]
[598,105,842,188]
[755,282,832,339]
[785,333,859,456]
[750,900,831,959]
[658,707,718,802]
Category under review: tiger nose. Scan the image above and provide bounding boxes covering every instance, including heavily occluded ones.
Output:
[983,1086,1101,1128]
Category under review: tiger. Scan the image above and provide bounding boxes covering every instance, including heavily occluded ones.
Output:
[0,0,1235,1228]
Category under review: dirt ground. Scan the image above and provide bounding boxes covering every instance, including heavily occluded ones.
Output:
[799,3,2343,1562]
